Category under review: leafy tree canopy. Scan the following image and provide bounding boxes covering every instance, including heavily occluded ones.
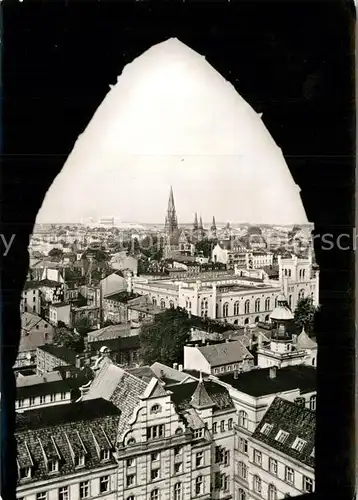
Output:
[195,239,213,258]
[74,316,93,336]
[294,296,317,334]
[48,248,64,259]
[53,323,84,353]
[139,307,191,366]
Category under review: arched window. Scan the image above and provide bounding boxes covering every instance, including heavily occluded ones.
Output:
[150,404,162,414]
[298,289,305,300]
[175,427,183,435]
[244,300,250,314]
[311,292,314,300]
[239,410,248,429]
[255,298,260,313]
[255,316,260,323]
[274,297,278,308]
[284,269,287,276]
[169,300,174,309]
[310,395,316,411]
[244,318,249,325]
[238,461,247,480]
[234,301,240,315]
[288,295,292,307]
[216,303,219,317]
[288,269,292,277]
[150,489,159,500]
[174,483,182,500]
[223,302,229,317]
[185,298,191,311]
[302,269,306,279]
[238,489,246,500]
[265,297,270,311]
[152,297,157,306]
[268,484,277,500]
[127,437,136,446]
[265,314,270,322]
[160,299,165,309]
[253,475,261,493]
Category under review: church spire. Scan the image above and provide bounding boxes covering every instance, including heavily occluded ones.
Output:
[211,216,217,238]
[199,215,203,230]
[193,212,198,230]
[164,186,178,234]
[212,216,216,229]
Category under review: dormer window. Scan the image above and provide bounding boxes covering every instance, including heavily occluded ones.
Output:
[18,466,32,480]
[127,437,136,446]
[292,437,307,452]
[193,428,203,439]
[48,459,59,473]
[275,430,289,444]
[75,453,85,468]
[100,449,111,461]
[260,423,273,436]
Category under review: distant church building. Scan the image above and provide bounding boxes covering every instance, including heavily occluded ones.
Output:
[192,213,206,242]
[163,187,193,259]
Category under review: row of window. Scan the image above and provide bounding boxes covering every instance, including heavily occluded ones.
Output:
[213,363,246,375]
[18,476,110,500]
[237,463,314,496]
[213,418,233,433]
[129,427,203,447]
[222,298,272,317]
[16,392,68,408]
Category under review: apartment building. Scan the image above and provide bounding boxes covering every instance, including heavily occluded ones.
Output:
[15,399,120,500]
[235,397,315,499]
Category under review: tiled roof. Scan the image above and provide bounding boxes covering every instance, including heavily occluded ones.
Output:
[15,399,120,483]
[21,312,48,332]
[103,291,141,303]
[150,362,196,385]
[190,381,215,409]
[197,340,253,367]
[252,397,315,468]
[87,323,131,341]
[23,281,42,290]
[218,365,316,397]
[37,344,77,365]
[127,366,158,384]
[169,380,234,413]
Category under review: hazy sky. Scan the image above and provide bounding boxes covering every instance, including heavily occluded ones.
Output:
[36,38,309,225]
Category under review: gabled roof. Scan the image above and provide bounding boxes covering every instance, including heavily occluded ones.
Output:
[195,340,253,367]
[150,362,197,385]
[252,396,315,468]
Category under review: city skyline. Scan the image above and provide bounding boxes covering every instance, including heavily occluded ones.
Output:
[36,38,309,226]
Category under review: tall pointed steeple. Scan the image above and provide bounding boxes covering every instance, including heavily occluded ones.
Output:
[210,216,217,238]
[164,186,178,234]
[193,212,198,230]
[199,216,203,230]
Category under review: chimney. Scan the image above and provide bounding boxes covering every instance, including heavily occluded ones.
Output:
[269,366,277,379]
[233,369,239,379]
[173,363,178,370]
[75,355,82,369]
[178,364,183,372]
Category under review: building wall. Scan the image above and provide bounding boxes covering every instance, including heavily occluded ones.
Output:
[20,288,41,315]
[36,349,68,374]
[183,346,211,374]
[235,437,315,500]
[16,467,118,500]
[49,304,71,326]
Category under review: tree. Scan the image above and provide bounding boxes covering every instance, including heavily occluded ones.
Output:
[195,239,213,258]
[53,323,84,352]
[294,297,317,334]
[48,248,64,259]
[139,308,191,366]
[74,316,93,336]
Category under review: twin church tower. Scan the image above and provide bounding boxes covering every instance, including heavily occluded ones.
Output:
[164,186,217,239]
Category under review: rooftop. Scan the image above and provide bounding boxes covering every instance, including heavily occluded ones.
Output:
[49,301,70,309]
[170,380,234,413]
[16,398,120,431]
[193,339,253,367]
[217,365,316,397]
[104,291,141,303]
[252,396,315,468]
[15,399,120,483]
